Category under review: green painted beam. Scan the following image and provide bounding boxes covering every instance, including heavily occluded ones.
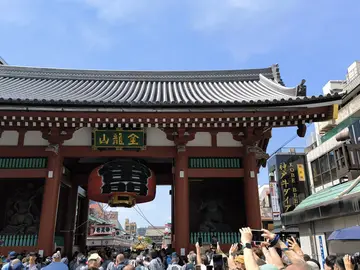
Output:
[0,157,47,169]
[188,157,242,169]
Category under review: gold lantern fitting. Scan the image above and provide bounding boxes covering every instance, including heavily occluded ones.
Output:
[108,194,136,208]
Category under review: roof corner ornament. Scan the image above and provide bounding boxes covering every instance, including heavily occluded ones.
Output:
[296,79,307,96]
[271,64,281,83]
[45,144,60,155]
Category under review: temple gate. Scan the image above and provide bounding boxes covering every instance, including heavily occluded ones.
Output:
[0,63,341,256]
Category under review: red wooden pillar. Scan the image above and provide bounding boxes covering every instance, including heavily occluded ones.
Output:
[174,147,189,255]
[243,147,262,229]
[38,152,63,256]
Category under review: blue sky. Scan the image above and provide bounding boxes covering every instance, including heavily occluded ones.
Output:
[1,0,360,228]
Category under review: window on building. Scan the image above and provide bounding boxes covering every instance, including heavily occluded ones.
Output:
[311,159,322,188]
[320,154,332,185]
[329,151,337,180]
[266,193,272,208]
[311,151,342,189]
[335,147,346,170]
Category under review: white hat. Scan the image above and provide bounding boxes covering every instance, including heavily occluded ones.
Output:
[88,253,102,262]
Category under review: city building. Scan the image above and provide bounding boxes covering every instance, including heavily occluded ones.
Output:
[125,218,137,235]
[145,226,166,247]
[164,222,172,246]
[137,227,147,237]
[88,203,132,250]
[267,148,308,240]
[258,185,273,231]
[0,61,340,255]
[282,61,360,260]
[104,211,122,231]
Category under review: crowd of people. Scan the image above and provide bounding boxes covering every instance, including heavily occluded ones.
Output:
[0,228,358,270]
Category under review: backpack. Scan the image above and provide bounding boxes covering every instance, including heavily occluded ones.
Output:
[168,264,182,270]
[2,262,10,270]
[115,263,126,270]
[165,256,171,269]
[185,263,195,270]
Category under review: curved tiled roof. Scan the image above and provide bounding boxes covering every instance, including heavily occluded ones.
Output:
[0,64,339,108]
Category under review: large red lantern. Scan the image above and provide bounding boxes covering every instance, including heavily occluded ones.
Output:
[88,159,156,208]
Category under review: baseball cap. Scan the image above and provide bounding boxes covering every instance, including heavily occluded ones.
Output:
[9,251,17,260]
[171,252,178,258]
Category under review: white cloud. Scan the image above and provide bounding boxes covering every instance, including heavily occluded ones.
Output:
[78,23,114,51]
[0,0,303,63]
[0,0,38,25]
[81,0,165,23]
[185,0,301,61]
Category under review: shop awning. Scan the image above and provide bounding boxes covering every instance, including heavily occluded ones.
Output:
[88,215,110,224]
[328,225,360,241]
[282,179,360,225]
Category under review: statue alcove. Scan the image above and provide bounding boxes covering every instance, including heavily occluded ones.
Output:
[0,178,45,235]
[189,178,247,233]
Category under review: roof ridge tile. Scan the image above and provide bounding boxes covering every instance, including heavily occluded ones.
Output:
[0,65,275,82]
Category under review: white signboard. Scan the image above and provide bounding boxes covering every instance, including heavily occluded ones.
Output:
[269,181,281,220]
[87,240,102,246]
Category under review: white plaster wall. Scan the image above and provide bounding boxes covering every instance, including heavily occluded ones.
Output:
[299,223,316,258]
[299,215,360,258]
[313,214,360,256]
[0,131,19,145]
[63,128,92,146]
[328,240,360,256]
[216,132,242,147]
[187,132,211,147]
[24,131,48,146]
[314,214,360,233]
[146,128,175,146]
[336,87,360,124]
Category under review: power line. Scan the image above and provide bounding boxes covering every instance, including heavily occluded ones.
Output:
[133,205,164,235]
[268,123,311,159]
[134,205,162,233]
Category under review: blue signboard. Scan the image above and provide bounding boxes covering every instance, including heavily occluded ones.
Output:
[318,235,325,269]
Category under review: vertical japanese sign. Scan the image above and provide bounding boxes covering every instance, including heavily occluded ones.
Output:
[297,164,306,181]
[276,155,307,213]
[269,181,281,221]
[318,235,325,269]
